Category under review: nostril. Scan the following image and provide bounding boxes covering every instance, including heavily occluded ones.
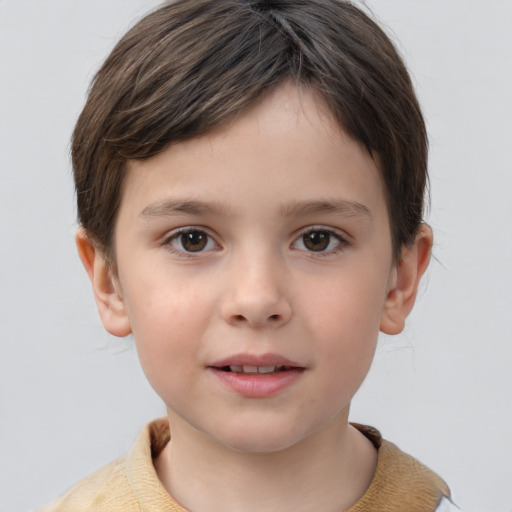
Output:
[231,313,281,324]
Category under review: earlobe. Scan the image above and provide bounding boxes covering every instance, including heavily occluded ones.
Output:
[380,224,433,335]
[75,228,132,337]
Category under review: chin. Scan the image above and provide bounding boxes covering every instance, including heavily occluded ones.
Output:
[209,420,316,455]
[222,435,300,454]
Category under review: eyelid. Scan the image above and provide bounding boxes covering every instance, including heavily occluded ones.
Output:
[291,225,350,254]
[163,226,221,256]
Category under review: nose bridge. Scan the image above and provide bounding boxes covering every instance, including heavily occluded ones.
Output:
[222,243,292,327]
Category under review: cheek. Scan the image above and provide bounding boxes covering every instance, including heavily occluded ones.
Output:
[299,266,388,387]
[312,317,377,420]
[302,265,389,339]
[124,269,215,336]
[123,279,215,395]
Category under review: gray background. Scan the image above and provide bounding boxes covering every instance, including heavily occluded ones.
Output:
[1,1,511,510]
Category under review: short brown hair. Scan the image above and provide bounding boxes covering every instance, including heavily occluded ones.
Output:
[72,0,428,262]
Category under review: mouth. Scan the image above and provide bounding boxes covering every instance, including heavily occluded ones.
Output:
[208,354,305,397]
[209,353,304,373]
[216,365,296,374]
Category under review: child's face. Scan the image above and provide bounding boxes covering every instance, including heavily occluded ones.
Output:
[94,84,409,453]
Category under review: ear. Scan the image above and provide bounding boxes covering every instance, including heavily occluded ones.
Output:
[75,228,132,337]
[380,224,433,335]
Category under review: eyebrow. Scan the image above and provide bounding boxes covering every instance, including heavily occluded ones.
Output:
[140,199,232,218]
[140,198,372,221]
[280,199,372,220]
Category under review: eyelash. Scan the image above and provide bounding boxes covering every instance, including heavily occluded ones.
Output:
[292,226,349,257]
[163,227,219,257]
[163,226,349,257]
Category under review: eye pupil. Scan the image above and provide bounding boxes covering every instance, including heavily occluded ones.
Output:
[303,231,330,251]
[181,231,207,252]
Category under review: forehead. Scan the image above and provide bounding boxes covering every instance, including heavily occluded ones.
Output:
[120,84,387,224]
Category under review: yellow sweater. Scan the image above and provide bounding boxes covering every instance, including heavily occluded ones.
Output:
[38,419,450,512]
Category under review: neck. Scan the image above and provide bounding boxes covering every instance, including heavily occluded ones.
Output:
[154,412,377,512]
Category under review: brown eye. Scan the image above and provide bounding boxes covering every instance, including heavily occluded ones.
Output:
[292,228,345,254]
[169,229,217,254]
[180,231,207,252]
[302,231,331,251]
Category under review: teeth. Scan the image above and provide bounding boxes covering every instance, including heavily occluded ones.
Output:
[228,365,280,374]
[258,366,276,374]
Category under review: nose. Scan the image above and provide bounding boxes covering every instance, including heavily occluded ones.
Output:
[221,252,292,328]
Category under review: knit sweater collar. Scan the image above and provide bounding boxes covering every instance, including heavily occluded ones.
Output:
[128,418,450,511]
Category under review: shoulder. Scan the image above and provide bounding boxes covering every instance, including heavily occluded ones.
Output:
[348,424,452,512]
[377,437,451,496]
[435,496,462,512]
[36,418,178,512]
[36,456,136,511]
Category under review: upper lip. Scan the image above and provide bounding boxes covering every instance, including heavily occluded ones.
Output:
[209,353,303,369]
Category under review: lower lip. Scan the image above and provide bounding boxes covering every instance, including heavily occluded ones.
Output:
[209,368,304,398]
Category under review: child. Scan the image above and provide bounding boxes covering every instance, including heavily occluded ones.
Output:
[39,0,458,510]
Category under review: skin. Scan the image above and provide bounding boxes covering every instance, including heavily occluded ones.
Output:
[77,83,432,512]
